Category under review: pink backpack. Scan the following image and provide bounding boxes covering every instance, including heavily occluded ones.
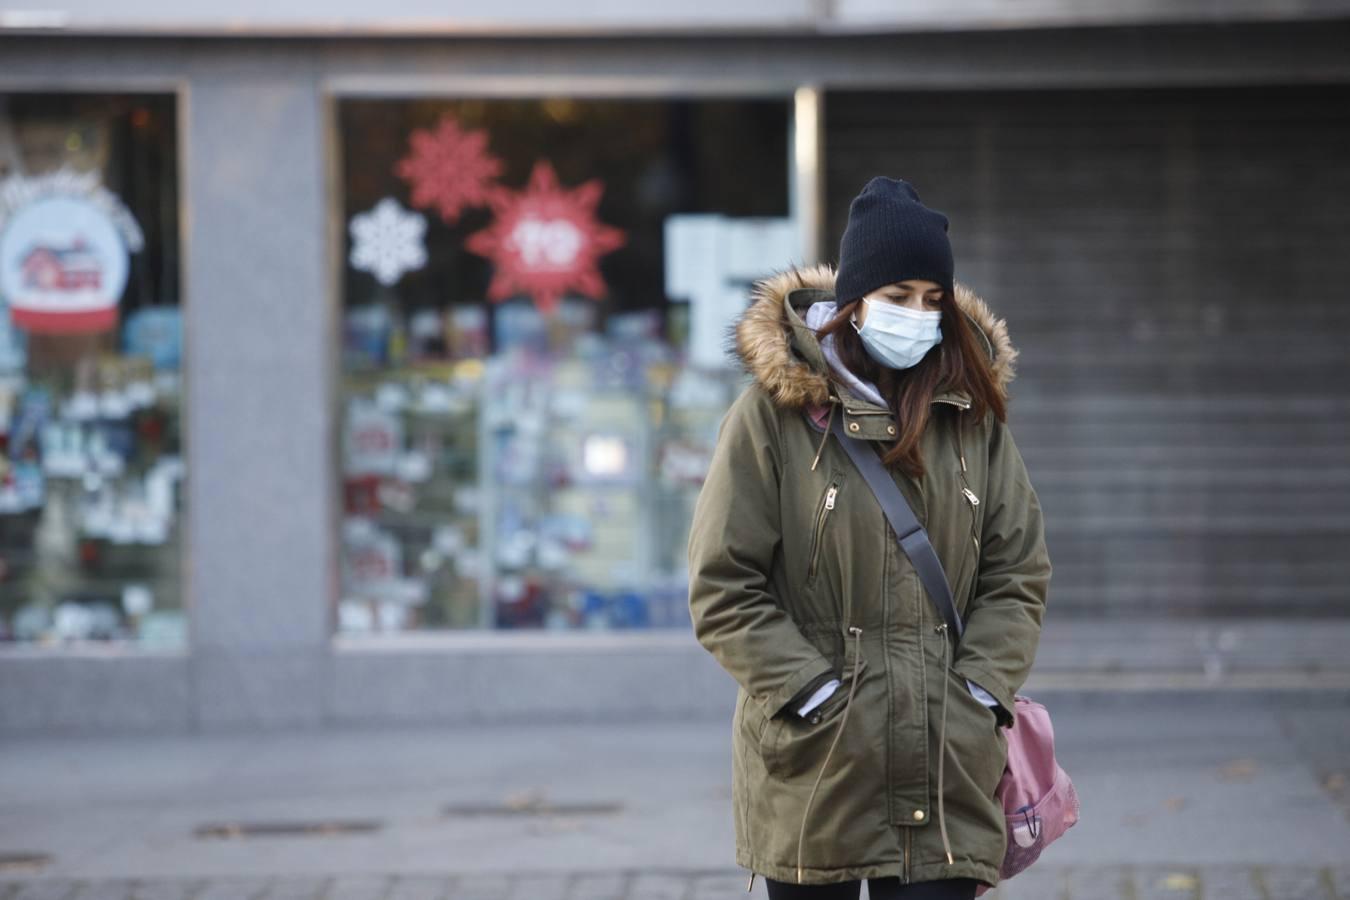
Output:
[974,695,1081,896]
[811,407,1081,894]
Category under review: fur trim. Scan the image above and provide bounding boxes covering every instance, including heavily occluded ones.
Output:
[730,262,1019,410]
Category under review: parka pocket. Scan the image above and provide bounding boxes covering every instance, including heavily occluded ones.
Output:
[762,654,870,781]
[946,666,1008,799]
[806,477,845,583]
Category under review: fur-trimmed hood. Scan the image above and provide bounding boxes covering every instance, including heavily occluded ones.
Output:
[729,262,1019,411]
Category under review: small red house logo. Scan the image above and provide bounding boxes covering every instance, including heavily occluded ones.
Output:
[0,174,142,335]
[20,237,103,292]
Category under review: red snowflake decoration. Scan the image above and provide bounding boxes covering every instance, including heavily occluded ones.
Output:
[395,114,504,225]
[465,160,627,315]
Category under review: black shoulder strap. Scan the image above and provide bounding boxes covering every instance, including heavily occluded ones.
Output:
[822,410,965,640]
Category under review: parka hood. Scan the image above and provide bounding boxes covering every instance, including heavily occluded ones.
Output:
[729,262,1020,411]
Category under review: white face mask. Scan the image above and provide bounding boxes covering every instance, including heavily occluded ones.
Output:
[851,299,943,369]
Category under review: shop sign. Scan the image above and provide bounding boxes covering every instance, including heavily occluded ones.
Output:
[0,169,144,334]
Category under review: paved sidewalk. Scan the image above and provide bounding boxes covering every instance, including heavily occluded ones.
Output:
[2,865,1350,900]
[3,692,1349,898]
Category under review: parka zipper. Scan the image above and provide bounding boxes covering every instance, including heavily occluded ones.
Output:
[815,391,966,885]
[961,486,981,553]
[951,404,981,554]
[806,483,839,580]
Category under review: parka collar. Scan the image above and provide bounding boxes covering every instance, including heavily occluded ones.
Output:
[729,262,1020,421]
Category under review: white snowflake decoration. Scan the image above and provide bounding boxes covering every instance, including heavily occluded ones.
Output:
[349,197,427,286]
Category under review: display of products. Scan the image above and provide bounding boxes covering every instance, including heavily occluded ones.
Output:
[336,292,748,633]
[0,356,185,645]
[338,355,485,632]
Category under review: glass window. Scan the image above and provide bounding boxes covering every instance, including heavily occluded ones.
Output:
[337,96,791,633]
[0,93,184,647]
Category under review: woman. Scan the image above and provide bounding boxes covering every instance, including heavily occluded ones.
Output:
[687,177,1051,899]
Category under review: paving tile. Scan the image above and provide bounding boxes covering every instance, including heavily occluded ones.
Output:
[565,874,625,900]
[130,881,202,900]
[1257,866,1333,900]
[327,878,392,900]
[503,876,567,900]
[195,879,270,900]
[1193,866,1264,900]
[989,868,1065,900]
[70,884,134,900]
[689,875,750,900]
[626,874,688,900]
[1328,867,1350,900]
[13,883,81,900]
[1135,867,1201,900]
[446,877,510,900]
[385,878,448,900]
[262,879,327,900]
[1061,865,1132,900]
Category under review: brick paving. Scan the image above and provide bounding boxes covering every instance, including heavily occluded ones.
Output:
[2,866,1348,900]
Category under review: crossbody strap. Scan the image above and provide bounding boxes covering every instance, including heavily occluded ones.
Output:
[822,409,965,640]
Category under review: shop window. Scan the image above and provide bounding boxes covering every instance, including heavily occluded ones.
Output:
[337,97,791,632]
[0,93,183,647]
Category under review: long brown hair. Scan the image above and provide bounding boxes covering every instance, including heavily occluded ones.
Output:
[813,289,1007,478]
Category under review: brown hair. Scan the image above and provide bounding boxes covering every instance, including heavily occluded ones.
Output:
[813,290,1008,478]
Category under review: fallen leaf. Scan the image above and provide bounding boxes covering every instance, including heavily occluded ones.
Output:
[1161,872,1198,890]
[1219,758,1258,781]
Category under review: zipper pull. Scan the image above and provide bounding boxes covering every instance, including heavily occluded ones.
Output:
[961,487,979,507]
[746,872,756,892]
[825,486,838,510]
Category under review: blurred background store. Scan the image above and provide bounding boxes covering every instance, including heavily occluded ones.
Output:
[0,0,1348,734]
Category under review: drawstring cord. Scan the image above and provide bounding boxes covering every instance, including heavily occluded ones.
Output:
[796,624,863,884]
[936,621,954,866]
[810,397,839,472]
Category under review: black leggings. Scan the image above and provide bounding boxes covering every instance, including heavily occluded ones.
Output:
[763,876,980,900]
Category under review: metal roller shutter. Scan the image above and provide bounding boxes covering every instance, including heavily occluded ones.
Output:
[825,86,1350,618]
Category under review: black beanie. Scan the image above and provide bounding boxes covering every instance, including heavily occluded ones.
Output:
[834,176,954,305]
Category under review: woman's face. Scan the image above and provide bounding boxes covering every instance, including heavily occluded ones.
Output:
[853,279,944,327]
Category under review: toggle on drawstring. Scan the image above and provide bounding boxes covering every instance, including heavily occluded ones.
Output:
[936,621,954,866]
[796,624,864,884]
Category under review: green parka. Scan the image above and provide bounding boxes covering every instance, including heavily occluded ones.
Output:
[687,263,1052,890]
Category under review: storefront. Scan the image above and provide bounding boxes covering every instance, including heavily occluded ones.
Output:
[1,10,1347,734]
